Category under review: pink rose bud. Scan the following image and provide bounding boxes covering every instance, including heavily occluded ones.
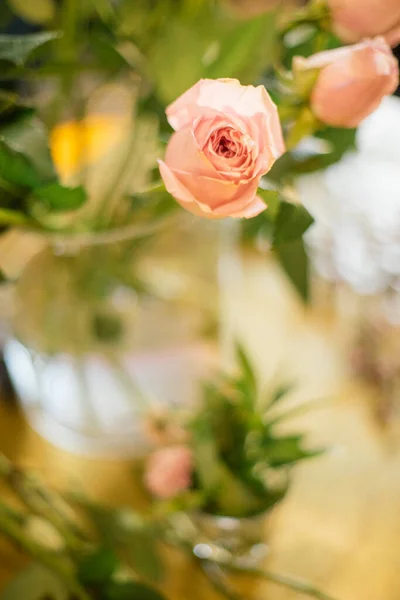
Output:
[145,445,193,499]
[294,37,399,128]
[159,78,285,219]
[328,0,400,46]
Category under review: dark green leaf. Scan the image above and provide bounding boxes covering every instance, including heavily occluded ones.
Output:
[0,138,42,188]
[0,563,68,600]
[0,32,61,66]
[241,210,274,245]
[92,313,123,343]
[273,201,313,246]
[0,113,56,182]
[106,581,166,600]
[90,33,131,73]
[32,184,87,213]
[78,547,119,586]
[0,2,13,28]
[274,238,310,302]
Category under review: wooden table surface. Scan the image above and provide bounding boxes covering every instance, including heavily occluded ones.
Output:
[1,254,400,600]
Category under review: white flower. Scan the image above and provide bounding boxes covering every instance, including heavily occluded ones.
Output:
[297,95,400,303]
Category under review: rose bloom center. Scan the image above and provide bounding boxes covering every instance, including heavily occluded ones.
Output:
[209,127,251,159]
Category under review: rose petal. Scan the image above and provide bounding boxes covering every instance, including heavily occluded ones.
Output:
[158,160,222,219]
[167,79,280,130]
[228,194,267,219]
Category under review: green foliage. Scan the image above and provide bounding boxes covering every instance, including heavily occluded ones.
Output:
[32,184,87,213]
[142,3,277,104]
[0,32,60,66]
[78,503,164,583]
[273,201,314,246]
[243,189,313,301]
[6,0,56,25]
[274,238,310,302]
[189,347,322,517]
[78,547,119,587]
[0,563,68,600]
[0,111,56,182]
[0,138,43,189]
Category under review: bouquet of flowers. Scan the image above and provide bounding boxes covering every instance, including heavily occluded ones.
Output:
[144,347,321,518]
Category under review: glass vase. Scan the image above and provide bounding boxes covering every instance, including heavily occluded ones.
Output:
[169,509,273,566]
[4,214,240,456]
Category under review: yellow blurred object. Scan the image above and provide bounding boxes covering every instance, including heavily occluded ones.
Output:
[50,114,127,182]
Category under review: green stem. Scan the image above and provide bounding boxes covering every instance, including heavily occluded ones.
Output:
[200,561,244,600]
[218,560,337,600]
[165,526,337,600]
[59,0,80,63]
[0,208,32,227]
[91,0,117,24]
[0,504,90,600]
[0,454,88,552]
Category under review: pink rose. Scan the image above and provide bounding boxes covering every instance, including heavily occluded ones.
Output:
[328,0,400,46]
[294,38,399,128]
[145,445,193,499]
[158,78,285,219]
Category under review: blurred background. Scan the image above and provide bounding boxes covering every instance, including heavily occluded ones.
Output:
[1,2,400,600]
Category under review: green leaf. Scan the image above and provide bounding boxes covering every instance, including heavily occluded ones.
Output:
[147,5,277,104]
[292,127,357,175]
[273,201,313,246]
[236,344,257,399]
[0,138,42,188]
[257,188,281,219]
[0,112,56,182]
[205,11,277,83]
[7,0,56,24]
[265,435,323,467]
[274,238,310,302]
[192,414,265,517]
[78,547,119,586]
[32,184,87,212]
[0,208,30,226]
[0,563,68,600]
[147,18,207,104]
[106,581,166,600]
[81,504,164,583]
[0,32,61,66]
[268,383,293,407]
[117,517,164,583]
[90,33,131,73]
